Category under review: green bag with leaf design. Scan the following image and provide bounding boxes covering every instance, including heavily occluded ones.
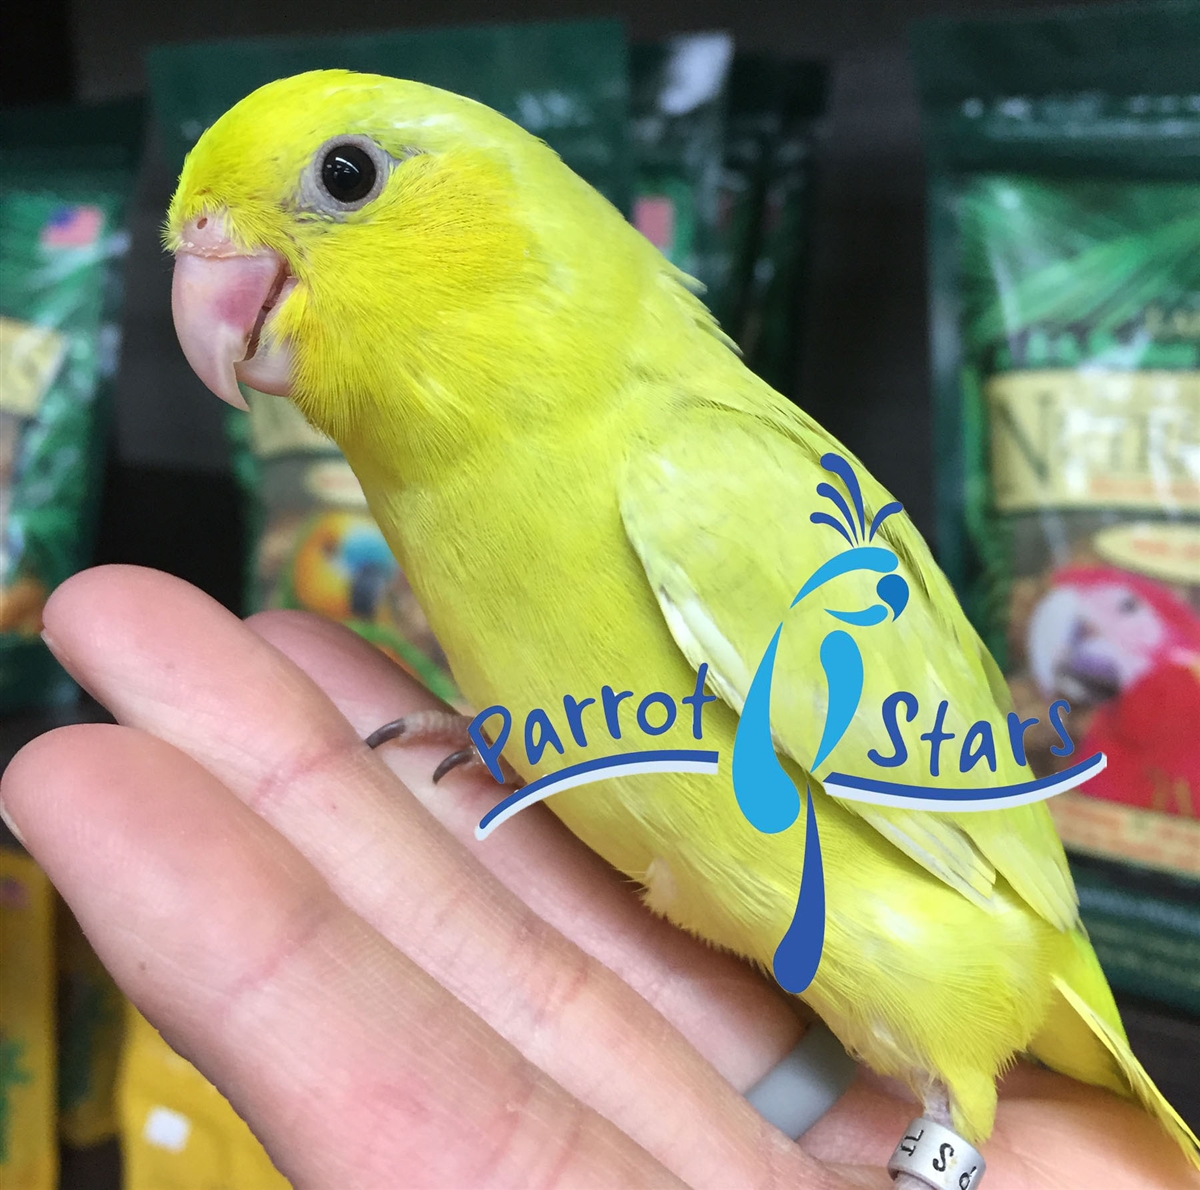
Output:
[0,99,143,711]
[914,1,1200,1013]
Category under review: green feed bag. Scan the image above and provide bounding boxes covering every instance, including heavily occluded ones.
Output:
[915,1,1200,1012]
[0,100,143,711]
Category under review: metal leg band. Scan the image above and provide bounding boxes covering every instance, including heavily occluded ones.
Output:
[887,1116,985,1190]
[743,1022,858,1139]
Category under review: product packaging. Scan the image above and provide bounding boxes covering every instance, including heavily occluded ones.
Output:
[0,99,144,711]
[914,1,1200,1012]
[0,849,56,1189]
[57,900,124,1149]
[724,56,826,395]
[118,1003,290,1189]
[630,40,825,396]
[147,19,630,213]
[630,33,734,298]
[225,393,461,705]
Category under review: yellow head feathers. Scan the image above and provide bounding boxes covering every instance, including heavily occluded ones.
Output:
[168,69,550,252]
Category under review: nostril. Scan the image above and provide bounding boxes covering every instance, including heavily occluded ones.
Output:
[176,209,242,258]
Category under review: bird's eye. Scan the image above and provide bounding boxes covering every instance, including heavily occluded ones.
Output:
[299,134,395,216]
[1118,595,1139,614]
[321,143,377,204]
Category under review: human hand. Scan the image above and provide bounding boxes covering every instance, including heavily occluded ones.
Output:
[2,566,1192,1189]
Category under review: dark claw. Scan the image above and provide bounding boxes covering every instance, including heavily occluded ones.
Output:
[432,747,477,784]
[364,715,484,785]
[364,719,408,749]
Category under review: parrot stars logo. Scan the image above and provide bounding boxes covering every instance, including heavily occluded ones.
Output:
[464,453,1106,998]
[466,669,721,839]
[732,454,1106,994]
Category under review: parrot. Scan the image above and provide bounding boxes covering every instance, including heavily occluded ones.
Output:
[1028,565,1200,816]
[286,508,459,703]
[165,70,1200,1171]
[290,509,399,623]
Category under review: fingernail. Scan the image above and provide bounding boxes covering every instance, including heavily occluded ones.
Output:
[0,801,28,848]
[41,627,63,659]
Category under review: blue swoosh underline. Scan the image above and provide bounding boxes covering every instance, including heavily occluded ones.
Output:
[823,752,1106,805]
[477,749,720,836]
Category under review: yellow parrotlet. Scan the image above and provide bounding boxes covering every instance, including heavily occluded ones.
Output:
[166,70,1199,1165]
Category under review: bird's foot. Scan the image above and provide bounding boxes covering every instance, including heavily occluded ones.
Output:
[922,1085,953,1129]
[365,709,492,784]
[888,1085,984,1190]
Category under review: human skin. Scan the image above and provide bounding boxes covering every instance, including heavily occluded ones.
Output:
[2,566,1194,1189]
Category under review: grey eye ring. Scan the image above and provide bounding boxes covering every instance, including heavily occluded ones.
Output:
[298,134,396,216]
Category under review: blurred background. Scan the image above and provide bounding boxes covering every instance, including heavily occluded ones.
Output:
[2,1,1199,1187]
[6,0,1068,549]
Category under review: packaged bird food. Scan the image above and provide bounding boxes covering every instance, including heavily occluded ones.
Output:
[147,19,630,212]
[57,899,124,1149]
[631,40,825,396]
[630,33,734,299]
[725,56,826,395]
[915,2,1200,1010]
[0,100,143,711]
[148,21,633,710]
[118,1002,291,1190]
[0,849,56,1190]
[225,393,463,707]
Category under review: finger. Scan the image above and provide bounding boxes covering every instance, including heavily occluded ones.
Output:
[248,605,807,1090]
[40,566,846,1190]
[801,1073,911,1166]
[989,1066,1200,1189]
[1,723,676,1189]
[804,1062,1200,1189]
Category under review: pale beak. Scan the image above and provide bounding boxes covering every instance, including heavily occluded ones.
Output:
[1027,586,1120,704]
[171,210,296,411]
[1027,586,1083,697]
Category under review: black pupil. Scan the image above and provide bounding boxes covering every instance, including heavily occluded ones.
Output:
[321,144,376,203]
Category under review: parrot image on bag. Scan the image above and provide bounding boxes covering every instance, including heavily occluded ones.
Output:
[289,510,399,624]
[165,71,1200,1174]
[281,508,461,704]
[1029,565,1200,817]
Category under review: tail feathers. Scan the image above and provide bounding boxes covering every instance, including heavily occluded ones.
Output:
[1052,976,1200,1170]
[1028,969,1129,1099]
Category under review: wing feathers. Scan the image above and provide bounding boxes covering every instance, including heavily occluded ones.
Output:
[621,400,1079,931]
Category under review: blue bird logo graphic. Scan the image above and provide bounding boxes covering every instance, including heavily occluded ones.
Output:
[731,452,907,993]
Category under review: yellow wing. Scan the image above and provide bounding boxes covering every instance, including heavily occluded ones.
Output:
[620,391,1078,931]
